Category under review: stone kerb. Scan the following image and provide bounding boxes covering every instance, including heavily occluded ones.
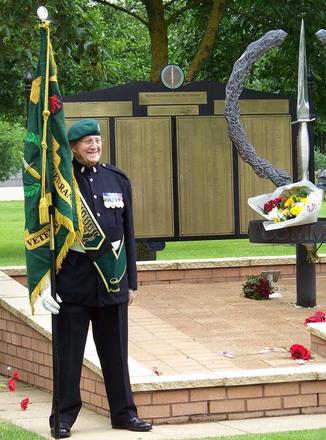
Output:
[307,323,326,358]
[5,255,326,287]
[1,270,326,423]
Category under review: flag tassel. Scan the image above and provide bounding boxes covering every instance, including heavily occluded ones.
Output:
[39,195,50,224]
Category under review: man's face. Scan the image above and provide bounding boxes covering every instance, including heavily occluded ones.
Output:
[71,135,102,167]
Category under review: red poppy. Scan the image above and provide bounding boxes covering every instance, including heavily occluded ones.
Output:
[304,311,326,325]
[8,378,16,392]
[12,370,20,381]
[49,95,62,114]
[20,397,29,411]
[289,344,311,361]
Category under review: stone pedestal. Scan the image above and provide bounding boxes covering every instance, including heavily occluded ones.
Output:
[248,219,326,307]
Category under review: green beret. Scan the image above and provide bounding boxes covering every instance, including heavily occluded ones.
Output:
[67,119,101,142]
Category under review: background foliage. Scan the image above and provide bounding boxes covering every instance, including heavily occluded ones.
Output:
[0,0,325,179]
[0,120,25,182]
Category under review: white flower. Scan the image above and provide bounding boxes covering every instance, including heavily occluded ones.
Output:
[266,207,279,220]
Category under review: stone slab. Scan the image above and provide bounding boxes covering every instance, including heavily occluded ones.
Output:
[307,322,326,340]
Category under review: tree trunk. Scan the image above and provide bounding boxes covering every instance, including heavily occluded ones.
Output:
[186,0,225,82]
[145,0,168,83]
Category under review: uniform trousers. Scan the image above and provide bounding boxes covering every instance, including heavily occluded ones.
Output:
[49,301,137,428]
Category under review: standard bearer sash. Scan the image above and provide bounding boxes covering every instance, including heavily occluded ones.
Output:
[78,191,127,293]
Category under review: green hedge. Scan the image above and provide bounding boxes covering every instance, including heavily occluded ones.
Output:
[0,119,25,182]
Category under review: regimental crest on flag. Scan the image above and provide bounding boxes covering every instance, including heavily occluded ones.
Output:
[49,95,63,115]
[23,21,83,313]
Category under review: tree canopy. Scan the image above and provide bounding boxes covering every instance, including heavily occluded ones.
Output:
[0,0,325,129]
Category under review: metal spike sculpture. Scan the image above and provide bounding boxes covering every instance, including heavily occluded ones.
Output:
[224,30,292,187]
[295,20,314,181]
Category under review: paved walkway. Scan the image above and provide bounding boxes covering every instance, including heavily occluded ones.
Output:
[1,187,326,436]
[1,379,326,440]
[0,186,23,201]
[128,277,326,377]
[1,277,326,438]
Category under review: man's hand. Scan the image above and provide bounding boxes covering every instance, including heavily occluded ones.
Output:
[41,285,62,314]
[128,289,137,305]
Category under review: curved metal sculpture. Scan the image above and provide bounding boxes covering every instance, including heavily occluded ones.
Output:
[316,29,326,46]
[224,30,292,187]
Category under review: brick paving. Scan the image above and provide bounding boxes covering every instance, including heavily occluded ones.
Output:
[1,272,326,436]
[128,276,326,375]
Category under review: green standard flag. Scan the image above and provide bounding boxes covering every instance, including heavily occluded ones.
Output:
[23,21,82,313]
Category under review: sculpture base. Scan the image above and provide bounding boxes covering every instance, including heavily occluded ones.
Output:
[248,219,326,244]
[248,220,326,308]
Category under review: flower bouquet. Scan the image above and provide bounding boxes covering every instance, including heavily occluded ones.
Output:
[242,275,274,300]
[248,179,323,231]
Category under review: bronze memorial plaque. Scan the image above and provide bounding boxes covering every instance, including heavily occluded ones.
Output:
[115,117,174,238]
[139,91,207,106]
[147,105,199,116]
[214,99,289,115]
[239,115,292,233]
[64,101,133,117]
[177,116,234,236]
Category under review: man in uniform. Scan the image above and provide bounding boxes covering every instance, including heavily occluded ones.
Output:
[41,119,152,438]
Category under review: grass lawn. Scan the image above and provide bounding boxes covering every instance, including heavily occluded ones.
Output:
[0,200,325,266]
[0,420,47,439]
[157,238,297,260]
[0,421,325,440]
[0,201,25,266]
[193,430,326,440]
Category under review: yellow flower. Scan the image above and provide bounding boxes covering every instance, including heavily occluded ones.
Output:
[284,196,294,208]
[274,217,280,223]
[282,208,290,216]
[290,205,303,217]
[299,197,308,204]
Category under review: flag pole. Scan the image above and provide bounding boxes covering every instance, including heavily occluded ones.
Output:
[50,204,60,439]
[37,7,60,438]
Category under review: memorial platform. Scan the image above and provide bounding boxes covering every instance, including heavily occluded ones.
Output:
[1,263,326,427]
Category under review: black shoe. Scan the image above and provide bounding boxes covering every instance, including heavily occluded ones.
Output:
[112,416,152,432]
[50,424,71,438]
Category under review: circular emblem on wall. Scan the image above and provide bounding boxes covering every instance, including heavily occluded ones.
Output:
[160,64,184,89]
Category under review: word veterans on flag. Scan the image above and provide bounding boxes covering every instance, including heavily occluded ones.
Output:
[23,20,82,313]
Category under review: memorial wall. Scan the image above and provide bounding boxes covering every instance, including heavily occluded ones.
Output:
[64,81,294,240]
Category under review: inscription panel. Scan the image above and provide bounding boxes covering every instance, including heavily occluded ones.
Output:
[115,117,174,238]
[64,101,132,117]
[214,99,289,115]
[139,91,207,105]
[147,105,199,116]
[177,116,234,236]
[239,115,292,234]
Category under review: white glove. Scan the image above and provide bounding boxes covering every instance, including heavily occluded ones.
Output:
[41,285,62,314]
[128,289,137,305]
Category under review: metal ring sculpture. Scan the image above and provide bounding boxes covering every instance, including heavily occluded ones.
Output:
[224,30,293,187]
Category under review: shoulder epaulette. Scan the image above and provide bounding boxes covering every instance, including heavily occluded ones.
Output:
[101,163,129,180]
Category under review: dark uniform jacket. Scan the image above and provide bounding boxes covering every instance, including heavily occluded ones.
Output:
[56,159,137,307]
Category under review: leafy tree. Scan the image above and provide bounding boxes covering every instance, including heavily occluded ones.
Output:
[92,0,226,82]
[169,0,326,139]
[0,0,111,118]
[0,119,25,181]
[1,0,325,130]
[315,150,326,173]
